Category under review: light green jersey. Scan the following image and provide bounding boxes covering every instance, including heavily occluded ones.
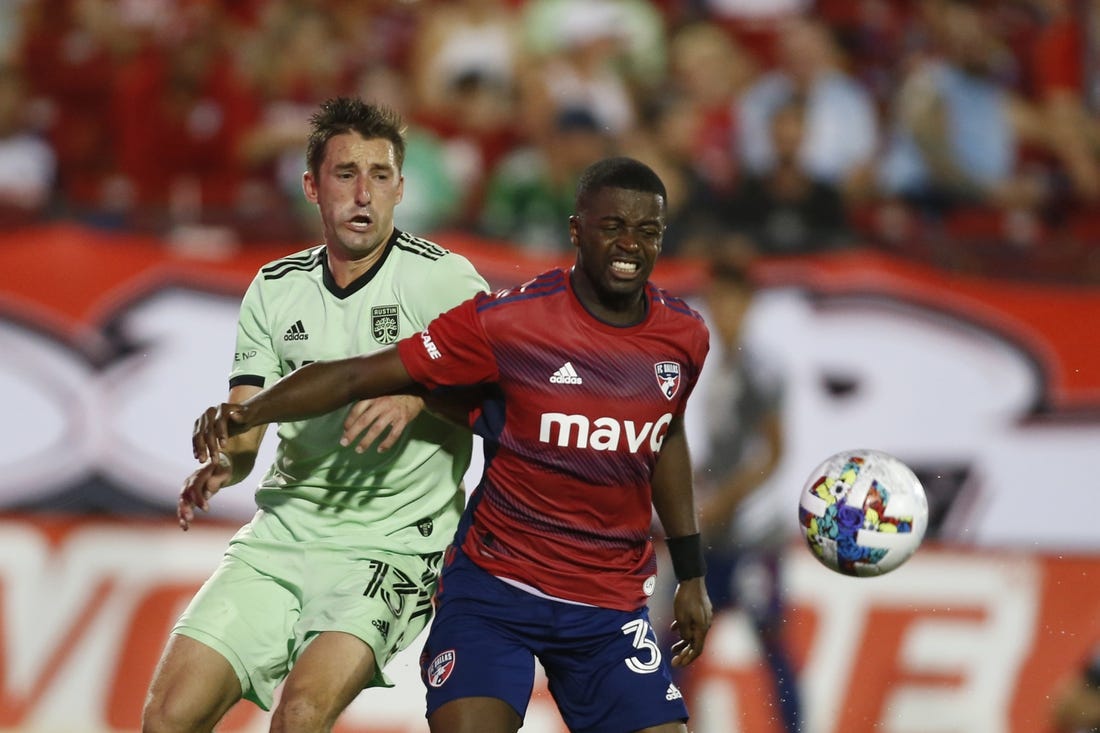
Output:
[228,229,489,555]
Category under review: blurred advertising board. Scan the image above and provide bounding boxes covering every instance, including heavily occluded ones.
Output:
[0,516,1094,732]
[0,224,1098,731]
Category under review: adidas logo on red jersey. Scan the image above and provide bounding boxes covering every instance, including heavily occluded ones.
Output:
[550,361,583,385]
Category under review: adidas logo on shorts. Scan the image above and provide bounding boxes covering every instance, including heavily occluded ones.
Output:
[665,683,682,701]
[549,361,582,385]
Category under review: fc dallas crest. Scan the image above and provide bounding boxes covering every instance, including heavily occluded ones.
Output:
[654,361,681,400]
[426,649,456,687]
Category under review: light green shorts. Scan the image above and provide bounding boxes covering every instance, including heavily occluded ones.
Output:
[173,535,443,710]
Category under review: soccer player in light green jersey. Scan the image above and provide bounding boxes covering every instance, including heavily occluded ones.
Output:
[142,98,489,733]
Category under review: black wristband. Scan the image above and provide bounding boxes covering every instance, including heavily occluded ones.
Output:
[667,533,706,581]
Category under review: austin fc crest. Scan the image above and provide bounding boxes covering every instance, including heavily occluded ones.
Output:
[371,305,400,344]
[416,517,434,537]
[654,361,681,400]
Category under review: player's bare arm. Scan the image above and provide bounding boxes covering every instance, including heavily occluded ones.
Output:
[699,410,783,537]
[180,385,267,530]
[193,347,415,460]
[650,416,713,667]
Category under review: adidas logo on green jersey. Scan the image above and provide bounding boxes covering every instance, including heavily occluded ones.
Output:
[284,320,308,341]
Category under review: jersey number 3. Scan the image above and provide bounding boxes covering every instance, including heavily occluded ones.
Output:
[621,618,662,674]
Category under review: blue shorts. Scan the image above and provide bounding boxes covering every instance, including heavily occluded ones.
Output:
[420,549,689,733]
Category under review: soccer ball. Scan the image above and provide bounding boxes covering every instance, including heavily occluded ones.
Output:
[798,449,928,577]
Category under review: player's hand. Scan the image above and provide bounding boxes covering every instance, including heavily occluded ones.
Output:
[192,403,250,462]
[669,576,713,668]
[340,395,425,453]
[177,456,231,531]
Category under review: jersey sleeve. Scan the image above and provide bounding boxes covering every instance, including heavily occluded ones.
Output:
[229,274,281,389]
[676,320,710,416]
[397,295,499,390]
[406,251,489,326]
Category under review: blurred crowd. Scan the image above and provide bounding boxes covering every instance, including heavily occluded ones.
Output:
[3,0,1100,280]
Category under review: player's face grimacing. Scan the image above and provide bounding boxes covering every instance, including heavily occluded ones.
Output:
[303,132,405,260]
[569,186,665,311]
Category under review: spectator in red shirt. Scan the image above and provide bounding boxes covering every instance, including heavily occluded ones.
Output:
[112,24,259,230]
[17,0,122,216]
[1027,0,1100,203]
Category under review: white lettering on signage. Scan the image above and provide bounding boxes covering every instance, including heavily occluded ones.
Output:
[0,519,1083,732]
[784,550,1039,733]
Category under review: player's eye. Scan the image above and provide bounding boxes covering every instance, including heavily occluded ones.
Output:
[599,223,661,242]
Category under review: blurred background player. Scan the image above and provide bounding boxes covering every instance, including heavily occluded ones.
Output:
[141,97,489,733]
[678,245,802,733]
[1051,642,1100,733]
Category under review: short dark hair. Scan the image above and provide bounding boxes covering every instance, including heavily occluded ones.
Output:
[306,97,406,176]
[575,157,667,212]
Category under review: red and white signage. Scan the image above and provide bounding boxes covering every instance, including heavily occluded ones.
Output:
[1,225,1098,731]
[0,517,1096,732]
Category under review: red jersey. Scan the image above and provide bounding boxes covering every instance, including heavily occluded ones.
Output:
[397,268,709,610]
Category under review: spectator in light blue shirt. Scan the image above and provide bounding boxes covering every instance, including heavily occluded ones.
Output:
[737,17,880,198]
[877,0,1046,214]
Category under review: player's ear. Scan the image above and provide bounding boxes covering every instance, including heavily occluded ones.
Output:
[568,215,581,249]
[395,174,404,205]
[302,170,319,203]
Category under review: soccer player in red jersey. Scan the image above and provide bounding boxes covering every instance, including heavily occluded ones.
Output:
[192,156,713,733]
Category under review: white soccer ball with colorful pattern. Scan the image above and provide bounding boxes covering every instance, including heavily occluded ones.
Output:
[798,449,928,576]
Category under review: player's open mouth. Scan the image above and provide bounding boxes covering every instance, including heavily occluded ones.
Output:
[610,259,639,277]
[347,215,373,231]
